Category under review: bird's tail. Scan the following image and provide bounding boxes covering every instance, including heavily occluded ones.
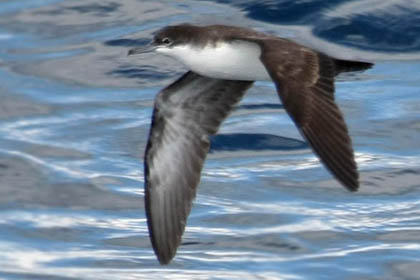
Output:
[333,58,373,75]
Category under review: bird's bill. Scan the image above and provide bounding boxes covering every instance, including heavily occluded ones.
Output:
[127,44,157,56]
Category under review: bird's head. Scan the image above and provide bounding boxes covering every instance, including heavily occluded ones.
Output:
[128,24,203,57]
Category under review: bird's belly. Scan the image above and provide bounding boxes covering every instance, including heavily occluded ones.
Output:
[178,41,271,81]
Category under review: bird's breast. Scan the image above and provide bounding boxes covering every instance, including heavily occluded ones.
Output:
[168,41,271,81]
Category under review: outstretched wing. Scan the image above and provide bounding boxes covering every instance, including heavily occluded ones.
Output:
[144,71,253,264]
[257,38,359,191]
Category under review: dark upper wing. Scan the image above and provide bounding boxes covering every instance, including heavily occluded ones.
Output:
[145,71,253,264]
[256,38,359,191]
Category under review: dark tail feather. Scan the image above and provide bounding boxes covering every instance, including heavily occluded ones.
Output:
[333,58,373,75]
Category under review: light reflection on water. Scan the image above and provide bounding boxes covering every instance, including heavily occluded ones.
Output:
[0,0,420,279]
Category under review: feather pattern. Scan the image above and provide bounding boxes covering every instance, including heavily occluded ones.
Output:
[144,71,252,264]
[256,39,359,190]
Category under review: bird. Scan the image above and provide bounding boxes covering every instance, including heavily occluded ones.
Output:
[127,23,373,264]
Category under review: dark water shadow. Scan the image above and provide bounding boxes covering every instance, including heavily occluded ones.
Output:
[237,103,283,110]
[106,65,173,81]
[104,38,150,47]
[65,2,121,15]
[210,133,306,152]
[206,0,347,24]
[314,11,420,52]
[182,233,300,252]
[35,2,121,17]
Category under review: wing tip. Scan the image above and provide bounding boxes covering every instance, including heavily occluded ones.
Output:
[342,178,359,192]
[330,160,359,192]
[149,231,179,265]
[333,58,374,75]
[156,252,174,265]
[323,161,360,192]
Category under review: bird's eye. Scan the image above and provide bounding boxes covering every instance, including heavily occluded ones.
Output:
[162,37,172,45]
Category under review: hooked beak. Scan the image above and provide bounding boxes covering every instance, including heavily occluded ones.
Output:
[127,43,157,56]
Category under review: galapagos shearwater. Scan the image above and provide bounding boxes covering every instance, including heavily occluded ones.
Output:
[128,24,373,264]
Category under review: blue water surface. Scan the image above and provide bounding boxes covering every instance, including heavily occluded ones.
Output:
[0,0,419,279]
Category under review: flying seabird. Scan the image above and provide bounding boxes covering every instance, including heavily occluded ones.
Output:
[128,24,373,264]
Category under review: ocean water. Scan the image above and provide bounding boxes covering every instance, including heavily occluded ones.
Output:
[0,0,420,279]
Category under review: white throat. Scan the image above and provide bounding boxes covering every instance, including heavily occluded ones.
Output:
[156,40,271,81]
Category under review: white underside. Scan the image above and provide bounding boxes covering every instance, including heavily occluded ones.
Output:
[156,41,271,81]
